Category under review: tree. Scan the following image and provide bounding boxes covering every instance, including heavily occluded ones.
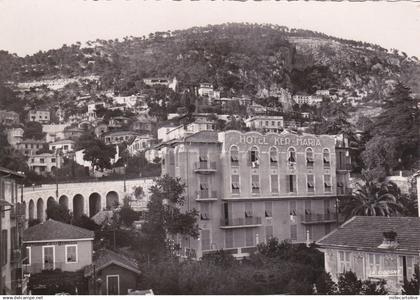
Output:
[340,178,404,219]
[402,265,419,295]
[0,126,29,172]
[370,83,419,171]
[361,135,399,179]
[75,133,116,171]
[46,202,72,223]
[336,271,388,295]
[23,121,45,140]
[141,175,199,260]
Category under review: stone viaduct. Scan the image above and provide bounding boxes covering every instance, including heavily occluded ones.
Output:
[18,177,156,222]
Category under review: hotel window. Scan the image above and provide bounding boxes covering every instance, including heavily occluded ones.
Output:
[251,175,260,193]
[230,146,239,166]
[65,245,78,263]
[286,175,296,193]
[265,226,273,241]
[199,151,208,162]
[245,202,253,218]
[324,175,332,193]
[290,224,297,241]
[245,228,254,247]
[368,254,381,275]
[338,251,352,273]
[287,147,296,164]
[231,175,240,194]
[270,174,279,194]
[51,158,56,163]
[225,231,234,249]
[199,181,209,199]
[323,149,330,168]
[40,158,44,163]
[289,200,297,220]
[250,147,259,168]
[201,229,211,251]
[265,201,273,218]
[306,148,314,168]
[200,202,210,220]
[23,247,31,266]
[305,199,312,216]
[307,174,315,193]
[269,147,278,166]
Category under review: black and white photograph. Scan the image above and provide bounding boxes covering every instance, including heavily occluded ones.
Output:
[0,0,419,296]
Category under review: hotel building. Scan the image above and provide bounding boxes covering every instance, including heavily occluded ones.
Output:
[159,130,351,259]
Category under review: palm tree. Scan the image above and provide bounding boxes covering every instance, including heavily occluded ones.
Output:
[341,180,404,219]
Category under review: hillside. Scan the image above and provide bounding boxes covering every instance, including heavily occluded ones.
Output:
[1,23,420,102]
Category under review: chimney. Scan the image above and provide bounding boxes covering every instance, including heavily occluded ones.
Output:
[378,230,399,249]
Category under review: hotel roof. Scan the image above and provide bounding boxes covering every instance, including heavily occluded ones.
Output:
[316,216,420,254]
[23,219,94,242]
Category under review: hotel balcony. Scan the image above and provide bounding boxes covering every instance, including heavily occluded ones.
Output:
[301,213,338,224]
[220,216,262,229]
[193,161,217,174]
[196,190,218,201]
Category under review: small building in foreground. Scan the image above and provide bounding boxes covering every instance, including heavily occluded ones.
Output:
[316,216,420,294]
[22,219,94,275]
[84,249,141,295]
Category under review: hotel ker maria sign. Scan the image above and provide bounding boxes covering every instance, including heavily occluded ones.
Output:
[224,131,334,149]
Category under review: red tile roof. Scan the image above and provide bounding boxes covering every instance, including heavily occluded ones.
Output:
[317,216,420,254]
[23,219,94,242]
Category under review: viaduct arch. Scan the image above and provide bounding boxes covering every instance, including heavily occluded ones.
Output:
[19,178,155,222]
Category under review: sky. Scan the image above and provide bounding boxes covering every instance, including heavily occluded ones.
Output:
[0,0,419,58]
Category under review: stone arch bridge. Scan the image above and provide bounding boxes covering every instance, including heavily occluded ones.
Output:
[19,178,156,222]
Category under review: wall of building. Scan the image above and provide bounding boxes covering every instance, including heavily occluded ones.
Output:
[95,265,139,295]
[323,248,420,294]
[23,240,93,274]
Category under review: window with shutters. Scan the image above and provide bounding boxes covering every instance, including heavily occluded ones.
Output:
[230,146,239,166]
[250,147,259,168]
[368,254,381,276]
[289,200,297,221]
[307,174,314,193]
[323,149,330,168]
[231,175,240,194]
[324,175,332,193]
[287,147,296,164]
[339,251,352,274]
[251,175,260,193]
[287,175,296,193]
[225,231,234,248]
[200,202,210,220]
[265,201,272,218]
[270,147,278,166]
[306,148,314,168]
[201,229,211,251]
[270,174,279,194]
[245,202,253,218]
[199,180,209,199]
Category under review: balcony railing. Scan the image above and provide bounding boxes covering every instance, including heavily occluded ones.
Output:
[301,213,338,224]
[197,190,217,201]
[220,217,262,228]
[193,161,217,174]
